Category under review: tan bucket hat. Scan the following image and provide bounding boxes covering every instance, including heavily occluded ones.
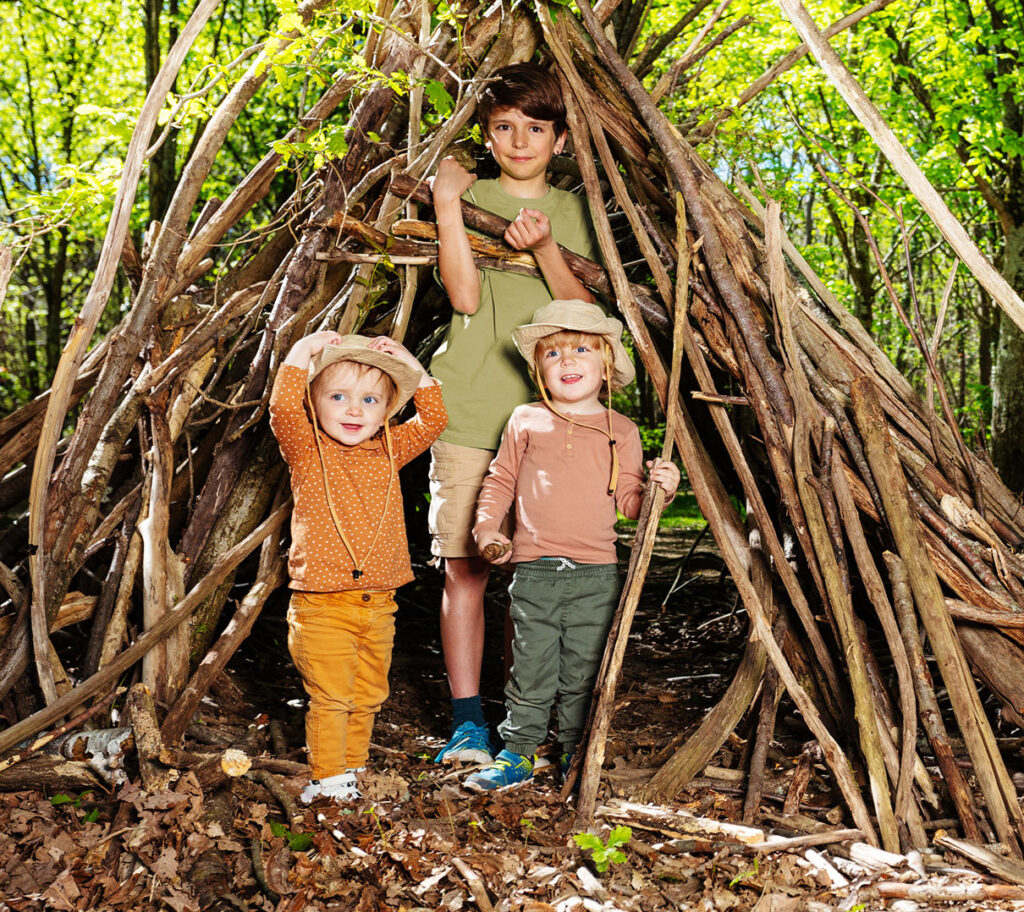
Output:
[512,300,635,389]
[309,335,421,417]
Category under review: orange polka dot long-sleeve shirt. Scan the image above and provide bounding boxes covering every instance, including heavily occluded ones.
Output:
[269,364,447,592]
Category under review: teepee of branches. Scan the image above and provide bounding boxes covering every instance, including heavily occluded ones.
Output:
[3,0,1024,859]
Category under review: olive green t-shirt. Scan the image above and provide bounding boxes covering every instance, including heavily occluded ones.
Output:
[430,179,599,451]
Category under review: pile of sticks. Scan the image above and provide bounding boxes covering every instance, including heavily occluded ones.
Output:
[2,0,1024,859]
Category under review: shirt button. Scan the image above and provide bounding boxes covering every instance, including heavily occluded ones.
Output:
[362,593,370,602]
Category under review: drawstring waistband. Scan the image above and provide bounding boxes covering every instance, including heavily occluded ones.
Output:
[539,557,579,572]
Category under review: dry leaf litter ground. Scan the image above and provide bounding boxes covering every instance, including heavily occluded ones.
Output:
[3,521,1024,911]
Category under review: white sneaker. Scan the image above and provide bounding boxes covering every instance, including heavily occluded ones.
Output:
[300,770,361,804]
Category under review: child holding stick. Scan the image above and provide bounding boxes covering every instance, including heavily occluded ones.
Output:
[429,63,600,764]
[468,300,678,789]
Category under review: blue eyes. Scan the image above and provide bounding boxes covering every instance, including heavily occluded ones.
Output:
[544,346,590,358]
[328,393,379,405]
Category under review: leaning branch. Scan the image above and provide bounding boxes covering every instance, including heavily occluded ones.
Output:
[777,0,1024,336]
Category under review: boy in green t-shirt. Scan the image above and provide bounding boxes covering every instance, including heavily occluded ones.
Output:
[428,63,600,763]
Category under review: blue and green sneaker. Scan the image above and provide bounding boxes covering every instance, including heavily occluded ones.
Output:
[434,720,493,764]
[465,749,534,791]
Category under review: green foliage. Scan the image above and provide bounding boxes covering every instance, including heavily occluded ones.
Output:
[424,79,455,117]
[432,0,469,35]
[635,0,1015,441]
[50,791,94,808]
[573,825,631,873]
[729,856,759,887]
[0,0,380,411]
[268,820,313,851]
[519,816,536,848]
[274,124,349,171]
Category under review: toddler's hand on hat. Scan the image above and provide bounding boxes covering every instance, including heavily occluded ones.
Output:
[368,336,432,387]
[505,208,553,252]
[430,156,477,207]
[647,458,680,502]
[283,330,345,368]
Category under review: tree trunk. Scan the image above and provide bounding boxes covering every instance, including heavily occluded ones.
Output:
[24,307,39,396]
[991,222,1024,493]
[978,291,993,415]
[44,227,69,380]
[145,0,179,223]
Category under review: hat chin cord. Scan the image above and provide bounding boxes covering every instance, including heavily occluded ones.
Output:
[536,340,620,496]
[307,378,396,581]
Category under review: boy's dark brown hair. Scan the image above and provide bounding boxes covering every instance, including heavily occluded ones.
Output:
[477,63,567,137]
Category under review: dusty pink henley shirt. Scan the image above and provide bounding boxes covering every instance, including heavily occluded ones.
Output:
[474,402,645,564]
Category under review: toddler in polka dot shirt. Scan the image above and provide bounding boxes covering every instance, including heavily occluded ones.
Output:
[270,331,447,803]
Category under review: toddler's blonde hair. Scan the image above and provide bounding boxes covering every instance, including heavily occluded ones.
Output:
[310,359,397,418]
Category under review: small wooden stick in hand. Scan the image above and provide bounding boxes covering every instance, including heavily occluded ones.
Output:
[480,541,513,563]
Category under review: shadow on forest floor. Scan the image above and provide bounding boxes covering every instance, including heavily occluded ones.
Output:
[232,524,745,779]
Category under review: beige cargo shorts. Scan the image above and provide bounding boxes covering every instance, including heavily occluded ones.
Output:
[427,440,510,559]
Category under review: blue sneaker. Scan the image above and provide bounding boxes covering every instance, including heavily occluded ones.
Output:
[560,749,575,778]
[465,750,534,791]
[434,721,493,764]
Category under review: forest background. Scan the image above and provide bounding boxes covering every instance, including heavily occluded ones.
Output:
[2,0,1023,492]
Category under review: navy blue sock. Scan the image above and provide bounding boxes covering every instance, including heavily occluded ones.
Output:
[451,696,485,732]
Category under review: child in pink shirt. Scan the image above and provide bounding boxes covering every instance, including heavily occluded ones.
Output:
[469,300,678,790]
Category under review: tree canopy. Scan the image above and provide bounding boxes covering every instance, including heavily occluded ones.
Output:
[5,0,1024,475]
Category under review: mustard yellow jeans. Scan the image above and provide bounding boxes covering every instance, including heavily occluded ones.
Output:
[287,589,398,779]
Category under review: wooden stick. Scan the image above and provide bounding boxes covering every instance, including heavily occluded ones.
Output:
[248,768,303,827]
[547,16,673,310]
[865,883,1024,902]
[743,621,780,824]
[162,538,286,744]
[0,503,289,757]
[140,393,187,706]
[387,172,670,331]
[830,457,928,846]
[935,834,1024,885]
[895,581,1018,835]
[573,0,793,427]
[0,686,124,775]
[769,202,898,852]
[451,856,495,912]
[852,377,1022,852]
[126,683,174,792]
[559,58,679,822]
[748,829,863,852]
